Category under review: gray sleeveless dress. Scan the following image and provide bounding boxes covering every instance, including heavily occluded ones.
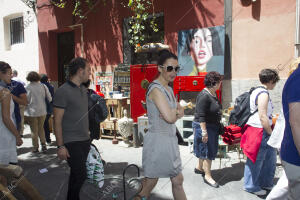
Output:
[142,80,182,178]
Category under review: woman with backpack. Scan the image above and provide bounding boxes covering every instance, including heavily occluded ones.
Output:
[240,69,280,196]
[192,71,222,188]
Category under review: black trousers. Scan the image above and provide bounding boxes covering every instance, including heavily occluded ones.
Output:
[44,114,51,143]
[64,139,90,200]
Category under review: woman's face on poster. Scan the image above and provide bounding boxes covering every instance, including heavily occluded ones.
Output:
[190,28,213,66]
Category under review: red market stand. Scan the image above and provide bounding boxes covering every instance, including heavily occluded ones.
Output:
[130,64,222,122]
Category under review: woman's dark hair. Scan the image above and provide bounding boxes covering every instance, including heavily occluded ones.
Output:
[259,69,280,84]
[67,57,87,78]
[157,50,178,66]
[26,71,41,82]
[204,71,222,88]
[0,61,11,74]
[82,79,91,88]
[40,74,48,83]
[184,27,223,56]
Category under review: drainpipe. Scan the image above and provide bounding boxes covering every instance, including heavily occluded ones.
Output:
[68,24,84,57]
[296,0,300,57]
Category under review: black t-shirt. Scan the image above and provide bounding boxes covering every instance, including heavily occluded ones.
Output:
[194,89,222,124]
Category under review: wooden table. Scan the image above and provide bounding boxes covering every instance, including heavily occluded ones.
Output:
[105,97,130,120]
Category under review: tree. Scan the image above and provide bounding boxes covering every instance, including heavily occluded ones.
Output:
[51,0,158,50]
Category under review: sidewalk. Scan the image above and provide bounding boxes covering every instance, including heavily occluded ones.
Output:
[12,125,283,200]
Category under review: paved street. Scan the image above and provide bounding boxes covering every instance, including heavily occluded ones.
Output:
[11,125,283,200]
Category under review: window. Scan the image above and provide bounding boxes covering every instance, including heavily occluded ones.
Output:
[123,13,164,65]
[10,17,24,45]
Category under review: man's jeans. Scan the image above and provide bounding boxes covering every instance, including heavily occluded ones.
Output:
[65,139,90,200]
[244,130,277,192]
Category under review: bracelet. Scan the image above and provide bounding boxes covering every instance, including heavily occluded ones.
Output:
[57,145,65,149]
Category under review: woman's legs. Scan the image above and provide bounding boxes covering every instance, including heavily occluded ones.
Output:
[44,114,51,143]
[196,158,204,171]
[203,159,217,184]
[171,173,187,200]
[37,115,47,151]
[244,130,275,193]
[137,177,158,199]
[27,117,39,151]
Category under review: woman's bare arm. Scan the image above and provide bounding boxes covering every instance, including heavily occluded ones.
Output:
[257,93,272,135]
[149,88,178,123]
[1,93,23,146]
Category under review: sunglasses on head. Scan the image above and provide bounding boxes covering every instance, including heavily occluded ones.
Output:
[161,65,181,72]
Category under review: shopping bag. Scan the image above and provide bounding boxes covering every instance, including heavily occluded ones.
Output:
[86,144,104,188]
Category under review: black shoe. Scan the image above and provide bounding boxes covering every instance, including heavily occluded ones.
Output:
[194,168,205,175]
[41,145,47,153]
[204,178,219,188]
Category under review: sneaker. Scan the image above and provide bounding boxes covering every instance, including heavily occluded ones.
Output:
[252,190,266,195]
[262,186,273,191]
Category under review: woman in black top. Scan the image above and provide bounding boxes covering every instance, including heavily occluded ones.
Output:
[193,71,222,188]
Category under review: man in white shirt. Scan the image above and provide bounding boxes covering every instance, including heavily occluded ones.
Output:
[12,70,25,86]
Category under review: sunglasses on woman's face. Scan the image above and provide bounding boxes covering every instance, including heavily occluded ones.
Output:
[161,65,181,72]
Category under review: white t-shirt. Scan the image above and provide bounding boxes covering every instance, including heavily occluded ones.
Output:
[247,87,273,128]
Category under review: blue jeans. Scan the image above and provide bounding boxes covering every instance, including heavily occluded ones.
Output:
[244,130,277,192]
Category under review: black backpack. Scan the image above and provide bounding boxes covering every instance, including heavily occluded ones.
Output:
[229,86,266,127]
[89,92,108,124]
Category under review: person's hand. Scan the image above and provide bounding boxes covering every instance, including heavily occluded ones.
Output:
[176,103,184,119]
[202,130,208,143]
[202,135,208,143]
[16,136,23,146]
[57,146,70,160]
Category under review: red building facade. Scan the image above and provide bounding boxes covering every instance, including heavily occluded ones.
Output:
[36,0,225,85]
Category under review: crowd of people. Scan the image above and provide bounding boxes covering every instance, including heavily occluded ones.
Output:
[0,48,300,200]
[0,62,54,159]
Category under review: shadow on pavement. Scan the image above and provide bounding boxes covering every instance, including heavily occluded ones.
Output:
[212,162,245,185]
[15,149,144,200]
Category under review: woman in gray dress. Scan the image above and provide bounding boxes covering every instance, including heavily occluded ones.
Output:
[136,50,187,200]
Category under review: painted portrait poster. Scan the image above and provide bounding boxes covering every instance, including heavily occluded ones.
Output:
[177,25,225,76]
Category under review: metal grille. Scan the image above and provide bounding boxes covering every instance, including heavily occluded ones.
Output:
[10,17,24,45]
